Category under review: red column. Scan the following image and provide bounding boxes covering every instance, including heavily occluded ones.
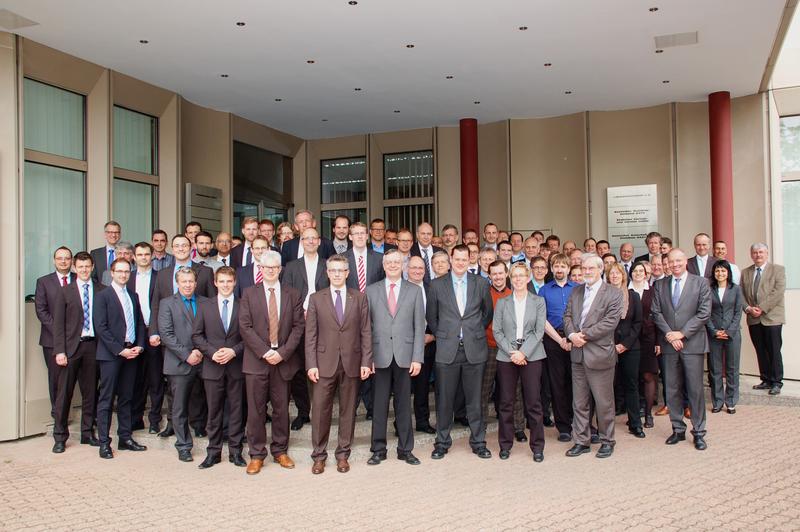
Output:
[708,91,735,258]
[459,118,480,234]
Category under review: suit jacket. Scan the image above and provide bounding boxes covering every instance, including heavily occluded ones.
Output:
[563,281,623,370]
[345,248,385,291]
[687,255,717,279]
[651,274,712,355]
[305,287,373,379]
[159,294,208,376]
[239,283,305,379]
[34,271,76,348]
[90,246,112,284]
[127,269,158,327]
[370,242,397,253]
[229,242,280,270]
[52,280,104,357]
[366,280,425,368]
[280,236,336,266]
[280,255,330,303]
[148,262,216,337]
[409,243,444,282]
[614,289,642,352]
[191,296,244,380]
[93,284,146,362]
[740,263,786,326]
[706,284,743,339]
[492,292,546,363]
[235,263,258,298]
[634,253,657,264]
[426,272,493,364]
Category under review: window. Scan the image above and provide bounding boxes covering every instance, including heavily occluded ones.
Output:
[113,178,158,245]
[780,116,800,289]
[233,141,292,231]
[114,106,157,175]
[321,157,367,203]
[383,150,434,230]
[23,79,87,296]
[320,208,367,240]
[233,201,259,237]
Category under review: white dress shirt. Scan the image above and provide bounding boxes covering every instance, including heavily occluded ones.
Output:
[696,255,709,275]
[76,279,95,336]
[263,281,281,317]
[385,277,402,300]
[135,268,152,326]
[672,271,689,299]
[111,281,135,343]
[57,272,71,285]
[217,294,233,331]
[303,255,319,310]
[214,254,231,266]
[717,286,726,302]
[514,293,527,340]
[580,278,602,329]
[331,286,346,313]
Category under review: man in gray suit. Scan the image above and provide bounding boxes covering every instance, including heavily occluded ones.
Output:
[651,248,712,450]
[158,266,208,462]
[366,249,426,466]
[427,245,494,460]
[563,255,623,459]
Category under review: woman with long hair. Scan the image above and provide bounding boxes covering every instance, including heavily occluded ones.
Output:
[630,261,658,428]
[276,222,295,249]
[707,260,743,414]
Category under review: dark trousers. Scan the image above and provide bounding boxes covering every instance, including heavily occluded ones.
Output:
[52,341,97,443]
[371,360,413,454]
[708,334,741,408]
[543,336,573,434]
[434,345,485,451]
[497,359,544,453]
[357,374,375,416]
[96,356,138,445]
[204,373,244,457]
[289,343,311,418]
[749,323,783,387]
[132,343,165,428]
[310,363,359,461]
[168,368,202,452]
[245,370,290,459]
[412,341,436,427]
[540,358,552,418]
[42,346,58,417]
[618,350,642,429]
[480,349,498,424]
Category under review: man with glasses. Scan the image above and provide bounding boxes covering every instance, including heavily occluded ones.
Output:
[280,210,336,266]
[93,258,147,459]
[91,220,122,283]
[369,218,396,253]
[281,227,330,431]
[305,255,373,474]
[235,236,271,297]
[395,229,415,279]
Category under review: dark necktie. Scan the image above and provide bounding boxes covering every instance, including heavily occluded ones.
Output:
[754,267,762,304]
[334,289,344,325]
[221,299,229,333]
[421,248,430,279]
[61,275,68,287]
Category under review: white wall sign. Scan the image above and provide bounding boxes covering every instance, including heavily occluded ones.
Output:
[606,184,658,258]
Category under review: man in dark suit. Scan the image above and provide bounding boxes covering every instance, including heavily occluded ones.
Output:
[366,249,426,466]
[407,256,437,434]
[239,250,305,475]
[635,231,662,264]
[280,227,330,430]
[686,232,716,279]
[50,251,98,453]
[409,222,444,283]
[234,236,270,297]
[426,245,494,460]
[305,254,373,474]
[331,214,354,255]
[280,209,336,266]
[229,216,260,269]
[93,258,147,459]
[191,266,246,469]
[652,248,712,450]
[35,246,76,418]
[158,266,207,462]
[127,242,163,434]
[90,220,122,284]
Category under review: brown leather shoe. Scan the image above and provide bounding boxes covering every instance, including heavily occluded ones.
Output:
[246,459,264,475]
[683,407,692,418]
[654,406,670,416]
[311,460,325,475]
[273,454,296,469]
[336,458,350,473]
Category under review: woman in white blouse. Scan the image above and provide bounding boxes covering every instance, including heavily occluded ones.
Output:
[492,262,547,462]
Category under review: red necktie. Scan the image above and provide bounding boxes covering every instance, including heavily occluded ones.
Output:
[255,267,263,285]
[388,283,397,317]
[61,276,68,287]
[358,256,366,293]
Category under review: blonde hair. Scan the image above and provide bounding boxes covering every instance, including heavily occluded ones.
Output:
[605,262,629,317]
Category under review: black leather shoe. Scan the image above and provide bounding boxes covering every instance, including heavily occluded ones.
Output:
[431,447,447,460]
[367,452,387,465]
[557,432,572,442]
[473,447,492,459]
[397,452,420,465]
[148,425,159,435]
[229,452,247,467]
[615,406,626,416]
[590,433,600,445]
[365,412,373,421]
[542,417,554,427]
[80,435,100,447]
[290,415,310,431]
[499,449,510,460]
[644,415,654,428]
[665,432,686,445]
[693,435,707,450]
[416,424,436,434]
[752,381,770,390]
[628,427,646,438]
[131,420,145,431]
[596,443,614,458]
[198,454,221,469]
[158,424,174,438]
[711,406,723,413]
[178,450,193,462]
[118,439,147,451]
[52,442,65,453]
[514,431,528,442]
[455,416,469,427]
[565,444,591,457]
[726,406,736,414]
[194,427,208,438]
[533,452,544,463]
[99,444,113,459]
[769,385,781,395]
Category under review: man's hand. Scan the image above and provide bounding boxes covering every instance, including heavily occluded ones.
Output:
[360,366,372,380]
[750,306,763,318]
[307,368,319,383]
[665,331,683,343]
[569,332,587,348]
[120,348,137,359]
[149,335,161,347]
[265,349,283,365]
[615,343,627,355]
[558,337,570,351]
[212,347,236,364]
[187,349,203,366]
[715,330,729,340]
[655,345,661,356]
[670,339,684,352]
[409,362,422,377]
[55,353,68,367]
[510,350,527,365]
[424,333,435,345]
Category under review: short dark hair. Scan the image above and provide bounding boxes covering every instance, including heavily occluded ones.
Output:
[134,241,154,253]
[259,219,275,228]
[370,218,386,227]
[597,239,610,247]
[104,220,121,230]
[333,214,351,227]
[215,265,237,281]
[451,244,470,257]
[488,260,508,273]
[532,230,544,239]
[53,246,73,259]
[545,235,560,245]
[172,234,191,245]
[441,224,458,233]
[152,229,168,239]
[195,231,213,243]
[184,221,202,231]
[531,256,548,267]
[74,251,93,265]
[497,240,513,250]
[602,253,617,261]
[661,237,673,246]
[510,232,523,240]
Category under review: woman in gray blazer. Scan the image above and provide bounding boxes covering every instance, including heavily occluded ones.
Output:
[493,262,547,462]
[706,260,743,414]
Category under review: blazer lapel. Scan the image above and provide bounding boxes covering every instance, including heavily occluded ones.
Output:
[177,295,193,322]
[342,290,355,329]
[315,260,326,291]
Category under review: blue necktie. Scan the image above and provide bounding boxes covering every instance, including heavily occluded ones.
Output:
[108,248,115,268]
[672,277,682,308]
[334,290,344,325]
[221,299,229,333]
[82,283,90,332]
[244,247,251,267]
[122,289,135,342]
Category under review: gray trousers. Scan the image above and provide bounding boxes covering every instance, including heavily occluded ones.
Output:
[571,362,615,446]
[664,352,707,437]
[708,335,741,408]
[435,345,486,451]
[169,368,202,452]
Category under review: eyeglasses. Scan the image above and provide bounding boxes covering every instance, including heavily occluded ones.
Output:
[259,265,281,270]
[327,269,348,274]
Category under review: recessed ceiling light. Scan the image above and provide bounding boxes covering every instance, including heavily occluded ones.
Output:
[662,80,670,84]
[274,98,282,102]
[219,74,229,78]
[393,110,400,113]
[445,75,454,79]
[321,118,329,122]
[564,90,572,94]
[655,49,664,53]
[544,62,552,67]
[348,0,358,4]
[474,101,480,105]
[519,26,528,31]
[235,21,246,26]
[139,39,149,44]
[354,87,362,91]
[307,60,315,64]
[649,7,659,12]
[406,44,415,48]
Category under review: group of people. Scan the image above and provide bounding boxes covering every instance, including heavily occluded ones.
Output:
[35,210,786,473]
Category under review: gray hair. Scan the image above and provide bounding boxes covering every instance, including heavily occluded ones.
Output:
[581,255,603,269]
[115,241,134,253]
[174,266,197,282]
[431,250,450,264]
[383,248,403,263]
[750,242,769,252]
[326,254,349,268]
[258,250,282,267]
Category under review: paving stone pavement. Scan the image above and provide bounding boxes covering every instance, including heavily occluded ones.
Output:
[2,400,800,531]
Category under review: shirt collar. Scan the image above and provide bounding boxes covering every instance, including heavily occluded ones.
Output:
[181,294,196,304]
[451,271,466,283]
